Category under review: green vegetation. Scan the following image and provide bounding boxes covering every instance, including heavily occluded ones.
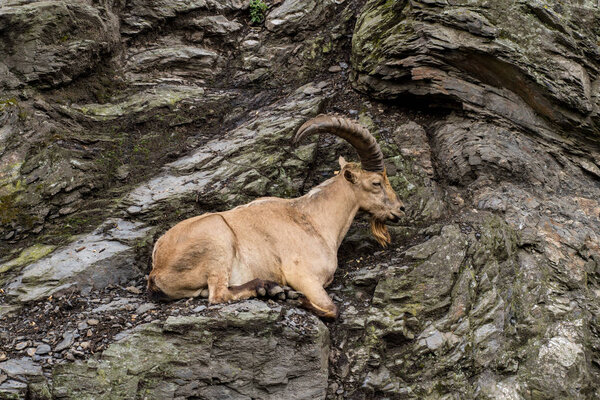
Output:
[249,0,268,24]
[0,244,56,274]
[0,97,27,121]
[0,97,18,111]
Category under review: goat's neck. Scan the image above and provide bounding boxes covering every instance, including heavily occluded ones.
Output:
[298,175,359,250]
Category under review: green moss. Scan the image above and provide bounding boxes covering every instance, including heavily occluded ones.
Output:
[0,98,28,122]
[0,244,56,274]
[0,97,18,111]
[0,192,35,229]
[0,391,22,400]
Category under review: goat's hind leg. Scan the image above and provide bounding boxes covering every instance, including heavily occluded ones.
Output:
[206,276,262,303]
[208,277,284,303]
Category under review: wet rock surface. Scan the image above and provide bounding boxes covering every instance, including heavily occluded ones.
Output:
[1,0,600,399]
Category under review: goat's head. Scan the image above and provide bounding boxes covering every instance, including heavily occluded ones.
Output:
[294,114,406,246]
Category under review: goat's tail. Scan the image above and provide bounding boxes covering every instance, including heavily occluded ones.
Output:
[147,273,169,301]
[148,237,169,301]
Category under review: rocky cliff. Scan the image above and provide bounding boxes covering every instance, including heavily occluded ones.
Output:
[1,0,599,399]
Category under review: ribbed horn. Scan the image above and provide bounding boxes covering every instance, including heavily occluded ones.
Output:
[293,114,384,172]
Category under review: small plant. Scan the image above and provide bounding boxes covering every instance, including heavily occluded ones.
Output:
[249,0,268,25]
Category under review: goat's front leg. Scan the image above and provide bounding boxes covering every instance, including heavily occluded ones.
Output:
[288,277,338,320]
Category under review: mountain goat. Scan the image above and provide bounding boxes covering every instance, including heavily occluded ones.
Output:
[148,114,405,319]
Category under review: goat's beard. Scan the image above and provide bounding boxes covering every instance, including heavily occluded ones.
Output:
[370,218,391,247]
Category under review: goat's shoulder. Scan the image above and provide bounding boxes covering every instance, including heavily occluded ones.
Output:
[233,196,284,209]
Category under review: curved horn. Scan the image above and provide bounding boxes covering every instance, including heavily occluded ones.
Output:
[293,114,384,172]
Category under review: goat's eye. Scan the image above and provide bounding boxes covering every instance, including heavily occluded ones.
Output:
[372,181,381,187]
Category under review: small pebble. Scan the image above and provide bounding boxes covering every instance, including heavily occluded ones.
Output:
[55,331,75,352]
[72,350,85,358]
[0,353,7,361]
[35,344,51,355]
[192,305,207,313]
[77,321,88,331]
[125,286,142,295]
[15,341,29,351]
[135,303,157,315]
[26,348,36,357]
[87,319,99,326]
[328,65,342,73]
[80,341,91,350]
[303,86,322,95]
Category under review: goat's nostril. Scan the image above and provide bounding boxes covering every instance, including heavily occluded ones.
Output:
[400,206,406,212]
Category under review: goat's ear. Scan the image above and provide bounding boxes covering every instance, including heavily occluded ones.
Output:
[338,156,347,169]
[343,169,358,184]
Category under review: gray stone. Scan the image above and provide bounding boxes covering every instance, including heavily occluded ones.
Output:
[0,379,28,398]
[189,15,243,35]
[53,301,329,399]
[35,344,51,355]
[0,1,119,88]
[69,86,207,121]
[135,303,157,315]
[0,358,42,380]
[54,331,76,352]
[92,298,141,314]
[266,0,332,33]
[126,46,222,78]
[192,305,207,313]
[424,330,444,351]
[122,87,325,215]
[120,0,247,35]
[5,219,151,303]
[77,322,88,331]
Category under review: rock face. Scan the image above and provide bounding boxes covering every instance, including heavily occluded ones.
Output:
[0,0,120,89]
[1,0,600,399]
[346,0,600,398]
[352,0,600,140]
[5,219,150,303]
[52,301,329,400]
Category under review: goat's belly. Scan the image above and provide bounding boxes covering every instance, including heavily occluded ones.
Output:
[228,266,250,286]
[228,261,282,286]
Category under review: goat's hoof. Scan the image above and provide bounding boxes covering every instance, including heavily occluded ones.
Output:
[267,285,284,297]
[276,292,286,301]
[200,289,209,298]
[257,287,267,297]
[285,289,300,300]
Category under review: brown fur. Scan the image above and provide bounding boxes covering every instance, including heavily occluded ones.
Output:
[149,157,405,319]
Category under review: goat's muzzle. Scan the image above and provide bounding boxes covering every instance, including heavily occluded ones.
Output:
[387,206,406,224]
